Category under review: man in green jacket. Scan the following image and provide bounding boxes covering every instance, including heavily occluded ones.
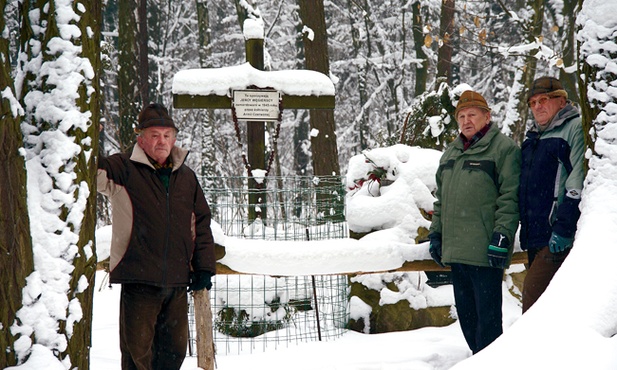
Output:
[429,90,521,354]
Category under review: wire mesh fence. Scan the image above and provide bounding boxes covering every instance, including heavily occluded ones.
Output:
[188,176,350,355]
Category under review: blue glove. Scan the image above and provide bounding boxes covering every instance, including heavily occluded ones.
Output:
[428,233,446,268]
[188,271,213,292]
[487,232,510,269]
[548,232,573,253]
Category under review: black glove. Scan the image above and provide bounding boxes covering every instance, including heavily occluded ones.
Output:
[188,271,213,292]
[487,232,510,269]
[428,233,445,268]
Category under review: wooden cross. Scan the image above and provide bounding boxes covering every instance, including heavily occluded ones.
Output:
[173,37,335,224]
[172,26,335,370]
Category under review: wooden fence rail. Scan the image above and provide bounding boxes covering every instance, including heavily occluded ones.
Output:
[213,243,528,275]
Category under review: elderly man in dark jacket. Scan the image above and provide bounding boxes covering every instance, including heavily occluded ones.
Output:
[97,103,216,370]
[519,77,585,312]
[429,90,521,354]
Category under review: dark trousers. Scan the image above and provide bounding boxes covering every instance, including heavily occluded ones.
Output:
[522,246,570,313]
[120,283,188,370]
[450,263,504,354]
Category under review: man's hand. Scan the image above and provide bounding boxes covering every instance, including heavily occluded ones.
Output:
[188,271,213,292]
[548,232,573,253]
[488,232,510,269]
[429,233,446,268]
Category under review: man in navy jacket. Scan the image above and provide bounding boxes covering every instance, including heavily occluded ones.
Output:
[519,77,585,312]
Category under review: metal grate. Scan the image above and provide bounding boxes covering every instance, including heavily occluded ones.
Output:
[188,176,350,355]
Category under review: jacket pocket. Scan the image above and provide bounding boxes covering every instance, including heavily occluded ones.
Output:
[462,160,498,188]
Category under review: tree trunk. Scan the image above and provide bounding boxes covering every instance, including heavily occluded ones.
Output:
[298,0,340,177]
[13,0,101,367]
[503,0,545,144]
[576,0,599,159]
[518,0,545,142]
[437,0,455,84]
[298,0,343,222]
[65,1,102,368]
[358,0,373,151]
[118,0,141,151]
[578,58,597,160]
[412,1,428,96]
[233,0,247,31]
[346,0,369,151]
[137,0,149,105]
[196,0,212,68]
[0,3,34,367]
[558,0,579,105]
[293,11,311,176]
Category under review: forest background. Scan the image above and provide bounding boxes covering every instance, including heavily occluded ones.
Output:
[1,0,613,369]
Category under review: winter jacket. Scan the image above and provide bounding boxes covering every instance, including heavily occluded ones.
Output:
[97,144,216,287]
[429,124,521,267]
[519,104,585,250]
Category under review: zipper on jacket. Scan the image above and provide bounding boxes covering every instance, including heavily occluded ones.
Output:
[521,135,539,248]
[152,167,172,287]
[163,180,171,287]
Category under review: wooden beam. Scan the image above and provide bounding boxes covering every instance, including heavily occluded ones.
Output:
[213,244,528,276]
[173,93,335,110]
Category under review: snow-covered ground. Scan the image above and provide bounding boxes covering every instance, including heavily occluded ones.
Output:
[90,268,525,370]
[88,139,617,370]
[10,1,617,368]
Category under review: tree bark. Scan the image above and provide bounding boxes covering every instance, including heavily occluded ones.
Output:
[297,0,340,178]
[11,0,101,367]
[437,0,455,84]
[118,0,141,151]
[357,0,373,151]
[516,0,545,143]
[293,12,310,176]
[578,57,596,160]
[0,3,34,367]
[298,0,343,222]
[65,1,102,368]
[500,0,545,144]
[558,0,579,105]
[412,1,428,96]
[576,0,600,159]
[137,0,149,104]
[196,0,212,68]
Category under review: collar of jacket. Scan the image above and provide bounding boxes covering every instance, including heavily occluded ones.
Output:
[530,103,580,134]
[460,123,491,151]
[130,143,189,172]
[451,123,499,154]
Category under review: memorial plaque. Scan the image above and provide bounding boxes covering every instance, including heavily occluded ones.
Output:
[232,89,281,121]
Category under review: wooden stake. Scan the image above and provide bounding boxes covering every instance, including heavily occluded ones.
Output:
[194,289,215,370]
